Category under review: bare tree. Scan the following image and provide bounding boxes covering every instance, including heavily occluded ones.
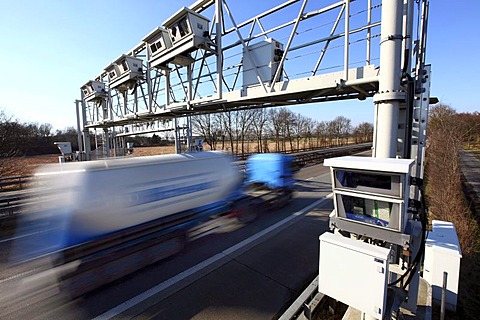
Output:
[39,123,53,138]
[304,118,316,149]
[328,116,352,145]
[269,108,283,152]
[219,111,235,153]
[291,113,308,151]
[276,108,295,151]
[191,113,221,150]
[251,109,270,153]
[353,122,374,143]
[455,112,480,149]
[0,109,20,177]
[237,110,255,156]
[315,121,328,147]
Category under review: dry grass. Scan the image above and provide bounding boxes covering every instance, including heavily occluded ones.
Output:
[4,154,60,176]
[4,139,357,177]
[2,146,176,177]
[425,132,480,319]
[129,146,177,157]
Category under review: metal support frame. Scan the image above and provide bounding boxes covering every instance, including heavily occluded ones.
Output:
[410,64,431,194]
[79,1,384,137]
[269,0,308,90]
[372,0,404,158]
[322,1,431,319]
[75,100,84,159]
[344,0,350,81]
[80,97,91,161]
[215,0,223,99]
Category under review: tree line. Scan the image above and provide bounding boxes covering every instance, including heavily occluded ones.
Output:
[0,106,373,176]
[0,110,79,156]
[0,109,80,176]
[424,104,480,318]
[191,107,374,156]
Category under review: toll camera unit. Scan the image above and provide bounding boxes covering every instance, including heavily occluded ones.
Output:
[105,54,144,91]
[146,7,212,68]
[324,156,415,247]
[243,38,284,88]
[81,80,107,102]
[143,27,173,69]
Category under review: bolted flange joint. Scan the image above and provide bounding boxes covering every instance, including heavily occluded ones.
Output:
[373,90,406,104]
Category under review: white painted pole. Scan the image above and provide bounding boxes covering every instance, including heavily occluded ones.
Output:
[186,116,192,152]
[402,0,414,73]
[146,44,153,113]
[344,0,350,81]
[75,100,84,157]
[81,98,91,161]
[366,0,372,65]
[215,0,223,99]
[104,128,110,158]
[174,118,180,154]
[373,0,404,158]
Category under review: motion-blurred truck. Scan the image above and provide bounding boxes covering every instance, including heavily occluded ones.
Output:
[9,151,295,299]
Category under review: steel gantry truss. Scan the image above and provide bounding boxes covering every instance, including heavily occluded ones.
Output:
[77,0,388,158]
[77,0,430,162]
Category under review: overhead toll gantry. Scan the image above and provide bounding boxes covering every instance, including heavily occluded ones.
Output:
[77,0,385,158]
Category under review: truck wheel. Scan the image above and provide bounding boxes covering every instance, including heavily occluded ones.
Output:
[235,203,258,224]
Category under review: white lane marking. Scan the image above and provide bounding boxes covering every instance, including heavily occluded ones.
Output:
[0,269,37,284]
[0,231,44,243]
[306,173,330,181]
[93,195,332,320]
[0,225,58,244]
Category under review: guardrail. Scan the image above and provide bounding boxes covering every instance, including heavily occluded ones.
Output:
[0,189,39,216]
[0,175,33,191]
[279,276,325,320]
[293,143,372,166]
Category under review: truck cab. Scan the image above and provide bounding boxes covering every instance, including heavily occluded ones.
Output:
[245,153,295,190]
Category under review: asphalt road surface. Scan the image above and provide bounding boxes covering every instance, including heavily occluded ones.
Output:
[1,161,337,319]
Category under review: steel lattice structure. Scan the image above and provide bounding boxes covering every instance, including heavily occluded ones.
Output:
[76,0,429,164]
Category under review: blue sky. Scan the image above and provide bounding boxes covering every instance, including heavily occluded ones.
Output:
[0,0,478,130]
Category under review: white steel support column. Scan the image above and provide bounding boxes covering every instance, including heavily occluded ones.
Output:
[187,64,193,104]
[103,128,110,158]
[187,116,192,152]
[215,0,223,99]
[146,56,153,113]
[373,0,405,158]
[174,118,180,154]
[397,0,416,158]
[343,0,350,81]
[366,0,372,65]
[402,0,414,72]
[81,98,91,161]
[165,70,171,107]
[134,84,139,114]
[75,100,84,159]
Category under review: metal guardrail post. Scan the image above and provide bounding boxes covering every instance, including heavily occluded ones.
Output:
[440,271,447,320]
